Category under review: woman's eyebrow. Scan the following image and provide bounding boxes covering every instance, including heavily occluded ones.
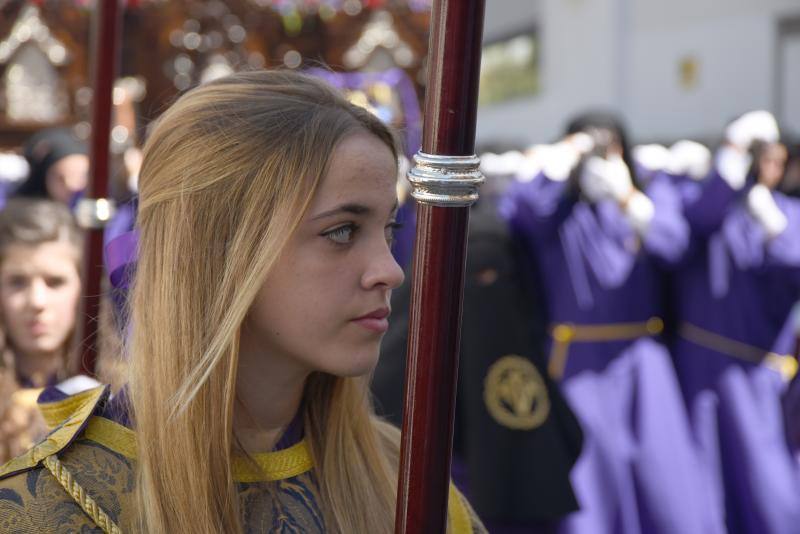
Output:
[311,203,371,221]
[312,200,399,221]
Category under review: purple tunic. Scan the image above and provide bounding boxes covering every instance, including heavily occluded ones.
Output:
[670,170,800,534]
[775,305,800,457]
[501,172,721,534]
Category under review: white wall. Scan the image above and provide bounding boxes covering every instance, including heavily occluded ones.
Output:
[478,0,620,146]
[476,0,800,147]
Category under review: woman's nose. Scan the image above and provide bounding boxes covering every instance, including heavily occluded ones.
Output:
[26,278,47,309]
[362,243,405,291]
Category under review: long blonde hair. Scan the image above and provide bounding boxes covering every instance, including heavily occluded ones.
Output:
[129,70,401,533]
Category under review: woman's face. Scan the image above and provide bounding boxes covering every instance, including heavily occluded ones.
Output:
[0,241,82,358]
[757,143,788,190]
[241,132,405,379]
[46,154,89,204]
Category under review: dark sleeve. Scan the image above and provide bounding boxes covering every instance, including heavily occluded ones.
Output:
[683,170,742,236]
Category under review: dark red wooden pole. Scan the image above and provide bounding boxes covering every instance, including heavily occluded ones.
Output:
[79,0,122,376]
[395,1,486,533]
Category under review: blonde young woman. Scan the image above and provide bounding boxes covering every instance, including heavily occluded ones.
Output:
[0,70,485,533]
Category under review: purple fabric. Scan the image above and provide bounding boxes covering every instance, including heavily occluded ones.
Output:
[104,198,138,290]
[0,180,19,211]
[98,387,132,428]
[36,384,70,404]
[670,170,800,534]
[391,201,417,270]
[784,364,800,455]
[304,67,422,157]
[501,171,720,534]
[105,230,138,291]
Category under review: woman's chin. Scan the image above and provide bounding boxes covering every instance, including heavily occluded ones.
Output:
[324,348,380,378]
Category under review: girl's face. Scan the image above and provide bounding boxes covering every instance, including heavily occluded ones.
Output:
[46,154,89,204]
[0,241,82,358]
[757,143,788,190]
[240,132,405,379]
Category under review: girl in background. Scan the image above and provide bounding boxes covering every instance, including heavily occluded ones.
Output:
[0,199,84,462]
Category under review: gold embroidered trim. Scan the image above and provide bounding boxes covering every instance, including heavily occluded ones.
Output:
[43,454,122,534]
[84,417,136,459]
[448,484,473,534]
[39,387,104,429]
[84,416,314,482]
[548,317,664,379]
[483,355,550,430]
[233,442,314,482]
[679,322,798,380]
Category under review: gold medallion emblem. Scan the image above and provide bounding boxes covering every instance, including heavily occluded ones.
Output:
[483,354,550,430]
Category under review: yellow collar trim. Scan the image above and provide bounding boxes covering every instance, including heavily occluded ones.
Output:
[39,387,103,429]
[0,385,108,480]
[84,416,314,482]
[448,484,473,534]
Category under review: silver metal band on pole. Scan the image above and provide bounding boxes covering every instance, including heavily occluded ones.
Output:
[74,197,117,229]
[407,151,485,207]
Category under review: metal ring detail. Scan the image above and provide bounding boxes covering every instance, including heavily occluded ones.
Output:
[407,151,484,207]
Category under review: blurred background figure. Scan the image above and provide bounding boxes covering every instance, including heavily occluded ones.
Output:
[0,151,28,210]
[373,191,584,533]
[499,112,721,534]
[0,199,91,463]
[16,127,88,206]
[668,110,800,534]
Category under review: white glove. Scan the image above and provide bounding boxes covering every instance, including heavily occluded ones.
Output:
[539,133,595,182]
[579,155,634,203]
[725,110,780,151]
[633,144,671,172]
[515,147,546,183]
[747,183,788,238]
[624,191,656,236]
[0,153,29,183]
[667,140,711,181]
[715,145,751,190]
[480,151,524,177]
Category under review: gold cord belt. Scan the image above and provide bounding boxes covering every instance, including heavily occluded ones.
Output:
[678,322,798,380]
[547,317,664,379]
[43,454,122,534]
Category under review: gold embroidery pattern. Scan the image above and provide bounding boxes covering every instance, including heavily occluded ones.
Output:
[483,355,550,430]
[43,454,122,534]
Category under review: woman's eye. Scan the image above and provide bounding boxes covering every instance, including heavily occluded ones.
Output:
[3,275,28,290]
[46,276,67,289]
[323,224,358,245]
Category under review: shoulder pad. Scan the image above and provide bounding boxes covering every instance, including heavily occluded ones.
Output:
[0,385,109,480]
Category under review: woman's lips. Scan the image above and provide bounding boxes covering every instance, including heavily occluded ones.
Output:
[27,321,49,336]
[352,308,390,333]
